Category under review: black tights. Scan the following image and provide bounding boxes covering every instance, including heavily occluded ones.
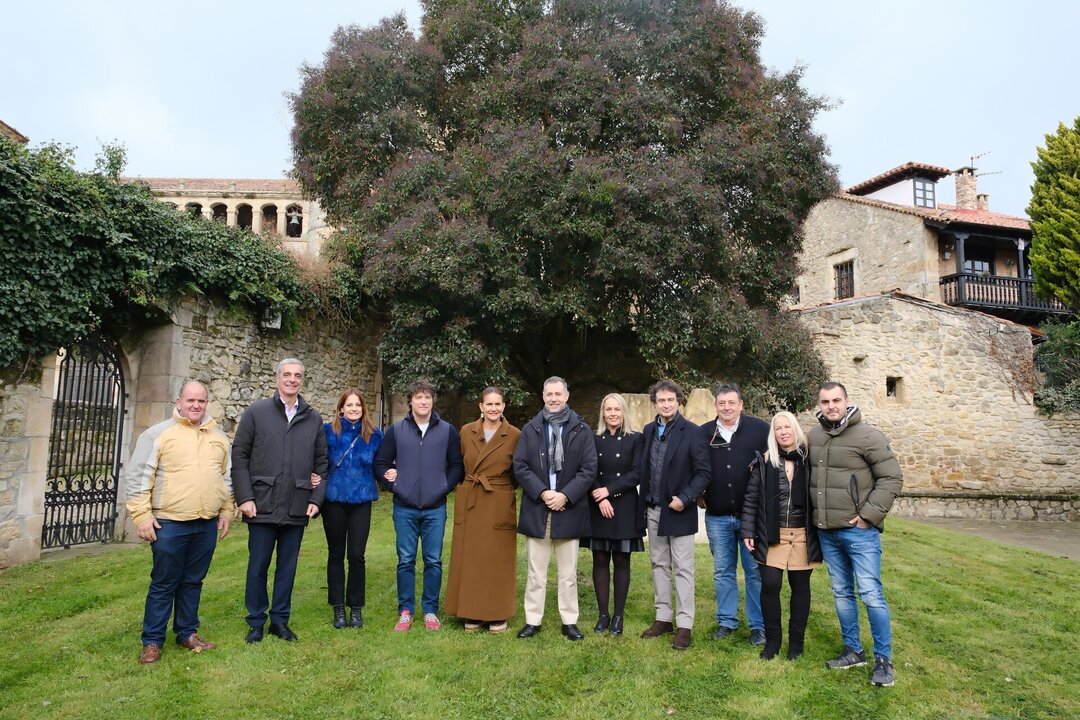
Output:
[759,565,813,655]
[592,550,631,617]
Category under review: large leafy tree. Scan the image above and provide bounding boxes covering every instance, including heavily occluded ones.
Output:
[291,0,837,409]
[1029,117,1080,313]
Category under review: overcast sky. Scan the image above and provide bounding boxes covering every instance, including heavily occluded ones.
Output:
[4,1,1077,217]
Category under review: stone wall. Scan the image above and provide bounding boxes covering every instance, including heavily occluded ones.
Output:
[0,358,55,567]
[111,298,382,539]
[894,492,1078,522]
[121,298,383,440]
[798,197,941,306]
[0,296,382,567]
[799,293,1080,502]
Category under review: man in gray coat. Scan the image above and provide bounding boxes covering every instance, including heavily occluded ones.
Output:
[513,376,596,641]
[809,381,903,687]
[233,358,328,643]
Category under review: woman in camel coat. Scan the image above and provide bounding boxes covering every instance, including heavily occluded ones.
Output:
[444,387,522,632]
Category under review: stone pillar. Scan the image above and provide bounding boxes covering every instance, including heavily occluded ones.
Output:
[227,206,237,226]
[252,207,262,234]
[131,321,191,440]
[0,355,57,567]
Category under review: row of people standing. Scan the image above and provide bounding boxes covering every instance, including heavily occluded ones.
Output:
[127,361,901,687]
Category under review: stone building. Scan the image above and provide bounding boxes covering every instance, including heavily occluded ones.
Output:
[798,162,1070,324]
[795,163,1077,520]
[136,178,331,260]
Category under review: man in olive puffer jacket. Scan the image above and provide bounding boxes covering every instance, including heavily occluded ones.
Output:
[808,381,902,688]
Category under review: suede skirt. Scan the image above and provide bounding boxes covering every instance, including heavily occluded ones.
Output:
[765,527,822,571]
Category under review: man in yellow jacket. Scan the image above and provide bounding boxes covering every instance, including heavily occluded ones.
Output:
[125,380,235,664]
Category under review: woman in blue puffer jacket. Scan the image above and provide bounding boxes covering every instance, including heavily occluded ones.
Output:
[322,388,382,629]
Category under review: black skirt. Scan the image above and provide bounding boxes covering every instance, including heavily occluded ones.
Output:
[582,537,645,553]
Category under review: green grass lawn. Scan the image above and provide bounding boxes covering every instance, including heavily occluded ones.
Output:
[1,509,1076,720]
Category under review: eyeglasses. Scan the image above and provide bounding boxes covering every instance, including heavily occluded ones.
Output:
[709,429,730,449]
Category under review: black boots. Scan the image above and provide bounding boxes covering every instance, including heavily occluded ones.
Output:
[332,605,347,629]
[760,623,783,660]
[349,607,364,629]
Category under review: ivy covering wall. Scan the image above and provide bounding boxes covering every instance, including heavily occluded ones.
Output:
[0,138,310,367]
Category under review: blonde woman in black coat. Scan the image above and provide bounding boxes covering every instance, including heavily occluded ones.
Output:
[741,411,821,660]
[582,393,644,636]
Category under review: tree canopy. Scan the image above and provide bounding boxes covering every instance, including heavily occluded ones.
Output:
[0,137,307,369]
[1028,117,1080,314]
[291,0,838,409]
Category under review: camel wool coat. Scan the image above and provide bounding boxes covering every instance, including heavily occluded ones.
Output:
[444,417,522,621]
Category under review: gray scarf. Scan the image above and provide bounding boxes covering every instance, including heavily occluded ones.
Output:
[541,407,572,473]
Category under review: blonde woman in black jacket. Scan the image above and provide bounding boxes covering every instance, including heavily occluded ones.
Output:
[741,411,821,660]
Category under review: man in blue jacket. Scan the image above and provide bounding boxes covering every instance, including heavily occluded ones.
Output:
[373,381,464,632]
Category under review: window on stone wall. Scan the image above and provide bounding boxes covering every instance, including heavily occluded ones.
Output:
[914,178,936,208]
[211,203,227,223]
[886,376,905,403]
[834,260,854,300]
[185,202,202,218]
[236,204,253,230]
[262,204,278,235]
[285,205,303,238]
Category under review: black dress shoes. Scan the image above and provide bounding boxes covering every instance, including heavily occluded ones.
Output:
[516,624,541,639]
[245,625,264,644]
[268,622,298,641]
[594,613,610,633]
[609,615,624,636]
[561,624,584,641]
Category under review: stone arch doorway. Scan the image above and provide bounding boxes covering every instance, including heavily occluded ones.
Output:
[40,335,126,549]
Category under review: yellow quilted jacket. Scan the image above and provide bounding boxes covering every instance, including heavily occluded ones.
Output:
[124,410,235,528]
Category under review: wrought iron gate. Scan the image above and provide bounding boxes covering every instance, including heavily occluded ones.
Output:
[41,336,126,549]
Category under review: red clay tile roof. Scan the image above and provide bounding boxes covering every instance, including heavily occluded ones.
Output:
[833,193,1030,232]
[130,177,301,194]
[934,203,1030,231]
[845,162,953,195]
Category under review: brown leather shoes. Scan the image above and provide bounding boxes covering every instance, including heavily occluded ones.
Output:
[640,620,674,638]
[672,627,692,650]
[139,644,162,664]
[176,633,216,652]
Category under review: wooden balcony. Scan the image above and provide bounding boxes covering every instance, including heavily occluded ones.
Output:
[939,272,1071,322]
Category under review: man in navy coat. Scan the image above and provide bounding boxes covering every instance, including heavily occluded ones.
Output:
[638,379,711,650]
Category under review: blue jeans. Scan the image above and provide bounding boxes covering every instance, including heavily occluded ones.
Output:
[392,503,447,615]
[704,513,762,630]
[142,518,218,646]
[818,526,893,659]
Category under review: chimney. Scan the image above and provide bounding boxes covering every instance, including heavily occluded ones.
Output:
[955,166,977,209]
[976,193,989,211]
